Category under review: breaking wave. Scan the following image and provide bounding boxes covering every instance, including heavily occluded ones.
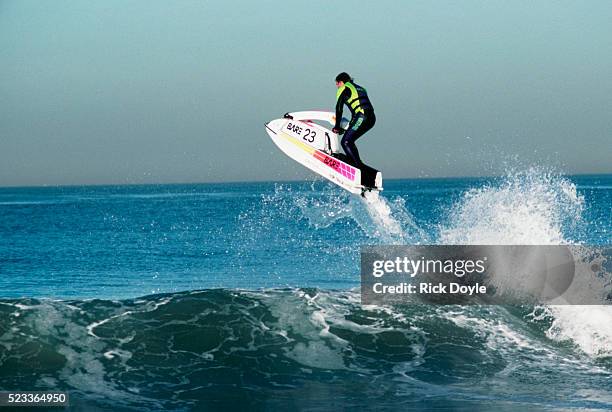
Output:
[1,288,610,411]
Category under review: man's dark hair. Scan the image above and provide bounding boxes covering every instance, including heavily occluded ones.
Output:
[335,72,352,83]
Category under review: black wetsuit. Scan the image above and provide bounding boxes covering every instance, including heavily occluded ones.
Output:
[334,81,376,168]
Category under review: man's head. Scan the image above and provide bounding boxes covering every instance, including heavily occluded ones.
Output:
[335,72,352,88]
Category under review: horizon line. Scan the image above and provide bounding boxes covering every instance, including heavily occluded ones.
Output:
[1,172,610,190]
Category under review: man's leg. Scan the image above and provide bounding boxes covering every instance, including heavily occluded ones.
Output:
[341,129,363,168]
[341,115,375,168]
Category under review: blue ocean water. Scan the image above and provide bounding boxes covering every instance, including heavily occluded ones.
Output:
[0,171,611,411]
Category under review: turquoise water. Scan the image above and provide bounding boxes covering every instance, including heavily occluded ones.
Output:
[0,171,610,410]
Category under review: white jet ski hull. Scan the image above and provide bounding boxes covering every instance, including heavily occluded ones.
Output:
[265,111,382,195]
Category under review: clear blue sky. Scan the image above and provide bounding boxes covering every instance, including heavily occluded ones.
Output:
[1,0,611,186]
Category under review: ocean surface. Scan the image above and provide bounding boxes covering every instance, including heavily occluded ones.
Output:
[0,170,611,411]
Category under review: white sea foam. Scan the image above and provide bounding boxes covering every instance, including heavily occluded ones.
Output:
[547,305,612,357]
[438,167,583,245]
[433,167,611,358]
[361,191,428,244]
[290,184,427,243]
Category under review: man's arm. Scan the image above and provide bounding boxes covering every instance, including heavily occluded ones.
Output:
[334,87,350,129]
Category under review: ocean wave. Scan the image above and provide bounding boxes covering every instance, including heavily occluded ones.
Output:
[0,288,609,411]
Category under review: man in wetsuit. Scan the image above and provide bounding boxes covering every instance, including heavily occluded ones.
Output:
[331,72,376,169]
